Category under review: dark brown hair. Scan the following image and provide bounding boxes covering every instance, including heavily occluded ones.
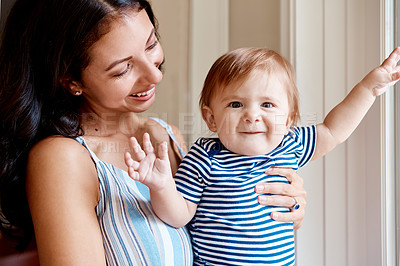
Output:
[0,0,158,250]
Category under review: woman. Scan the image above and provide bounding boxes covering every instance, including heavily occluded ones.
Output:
[0,0,307,264]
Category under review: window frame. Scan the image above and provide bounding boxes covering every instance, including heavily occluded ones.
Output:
[381,0,398,264]
[396,86,399,262]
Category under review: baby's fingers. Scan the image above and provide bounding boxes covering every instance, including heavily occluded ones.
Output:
[158,141,169,161]
[142,133,155,154]
[127,166,141,181]
[391,71,400,82]
[154,141,172,175]
[124,151,140,170]
[129,136,146,161]
[382,47,400,71]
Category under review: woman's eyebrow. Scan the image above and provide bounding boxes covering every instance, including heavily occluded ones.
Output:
[104,29,155,72]
[105,56,132,72]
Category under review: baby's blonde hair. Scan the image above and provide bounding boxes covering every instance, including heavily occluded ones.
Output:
[199,47,300,127]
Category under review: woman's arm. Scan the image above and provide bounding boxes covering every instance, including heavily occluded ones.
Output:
[255,167,307,230]
[26,137,106,265]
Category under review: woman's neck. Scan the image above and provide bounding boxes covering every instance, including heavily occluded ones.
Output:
[80,110,142,137]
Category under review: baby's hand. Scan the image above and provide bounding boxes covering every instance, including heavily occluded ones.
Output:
[361,46,400,96]
[124,133,173,191]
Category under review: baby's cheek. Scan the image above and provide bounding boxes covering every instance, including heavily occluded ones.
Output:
[271,115,289,135]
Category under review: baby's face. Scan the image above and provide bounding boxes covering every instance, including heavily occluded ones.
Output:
[204,70,292,155]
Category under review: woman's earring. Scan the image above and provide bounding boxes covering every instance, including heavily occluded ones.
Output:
[74,91,82,96]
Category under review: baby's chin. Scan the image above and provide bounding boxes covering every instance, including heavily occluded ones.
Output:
[224,142,279,156]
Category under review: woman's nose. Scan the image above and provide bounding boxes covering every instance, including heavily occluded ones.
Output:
[137,49,164,84]
[138,60,163,84]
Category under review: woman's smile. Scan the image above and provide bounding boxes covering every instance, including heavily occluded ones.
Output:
[130,86,155,101]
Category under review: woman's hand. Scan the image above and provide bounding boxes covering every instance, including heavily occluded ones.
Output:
[255,167,307,230]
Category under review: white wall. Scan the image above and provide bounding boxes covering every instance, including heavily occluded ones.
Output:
[143,0,190,141]
[294,0,382,265]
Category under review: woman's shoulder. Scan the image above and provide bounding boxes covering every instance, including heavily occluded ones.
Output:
[26,135,99,201]
[27,135,95,178]
[141,117,167,134]
[29,135,87,159]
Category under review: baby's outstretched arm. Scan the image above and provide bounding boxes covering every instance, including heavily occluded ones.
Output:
[313,47,400,160]
[124,133,197,227]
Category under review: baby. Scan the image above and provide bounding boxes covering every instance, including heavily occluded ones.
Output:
[125,47,400,265]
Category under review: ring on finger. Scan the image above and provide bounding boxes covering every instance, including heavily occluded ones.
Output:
[290,197,300,210]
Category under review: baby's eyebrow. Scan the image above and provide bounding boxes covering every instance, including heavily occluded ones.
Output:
[220,94,241,101]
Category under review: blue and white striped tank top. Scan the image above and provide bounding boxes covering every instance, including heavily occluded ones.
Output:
[174,125,316,265]
[75,118,193,265]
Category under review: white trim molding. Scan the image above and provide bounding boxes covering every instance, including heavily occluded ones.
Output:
[380,0,397,265]
[188,0,229,145]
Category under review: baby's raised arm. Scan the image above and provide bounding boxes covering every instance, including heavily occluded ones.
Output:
[313,47,400,160]
[124,133,196,227]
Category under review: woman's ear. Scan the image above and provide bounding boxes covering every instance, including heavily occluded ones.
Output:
[60,76,83,96]
[201,106,217,132]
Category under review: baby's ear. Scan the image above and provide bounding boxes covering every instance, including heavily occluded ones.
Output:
[285,115,293,134]
[201,106,217,132]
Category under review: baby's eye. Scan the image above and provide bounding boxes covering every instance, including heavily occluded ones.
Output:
[228,102,243,108]
[261,102,273,108]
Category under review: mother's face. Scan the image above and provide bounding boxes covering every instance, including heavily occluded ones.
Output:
[77,9,164,115]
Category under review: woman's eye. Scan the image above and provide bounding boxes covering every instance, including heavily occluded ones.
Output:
[261,102,273,108]
[146,40,158,51]
[229,102,243,108]
[113,63,131,78]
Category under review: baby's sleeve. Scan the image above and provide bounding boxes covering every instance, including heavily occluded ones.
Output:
[293,125,317,167]
[174,138,212,204]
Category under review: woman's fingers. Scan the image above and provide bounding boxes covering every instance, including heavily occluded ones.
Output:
[258,167,307,199]
[266,167,304,186]
[269,195,307,230]
[255,182,304,199]
[256,167,307,230]
[257,195,297,208]
[271,208,305,230]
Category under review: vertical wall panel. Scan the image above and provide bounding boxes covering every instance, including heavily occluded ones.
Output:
[229,0,280,51]
[188,0,229,145]
[345,0,368,263]
[346,0,381,265]
[295,0,382,265]
[144,0,190,144]
[323,0,348,265]
[363,1,383,265]
[295,0,325,265]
